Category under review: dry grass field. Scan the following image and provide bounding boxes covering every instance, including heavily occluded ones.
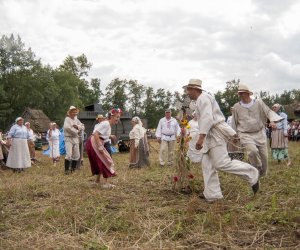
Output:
[0,140,299,249]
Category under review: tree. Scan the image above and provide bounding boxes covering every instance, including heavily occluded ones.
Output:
[0,34,42,128]
[127,80,145,116]
[59,54,92,78]
[143,87,157,128]
[102,78,127,112]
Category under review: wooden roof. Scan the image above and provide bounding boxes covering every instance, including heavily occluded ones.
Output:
[22,108,52,132]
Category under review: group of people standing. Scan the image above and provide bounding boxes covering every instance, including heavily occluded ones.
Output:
[2,80,295,200]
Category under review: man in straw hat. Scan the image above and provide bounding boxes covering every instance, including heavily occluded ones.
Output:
[184,79,260,203]
[63,106,85,174]
[231,83,283,176]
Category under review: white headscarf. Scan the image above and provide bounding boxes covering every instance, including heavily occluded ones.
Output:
[132,116,143,126]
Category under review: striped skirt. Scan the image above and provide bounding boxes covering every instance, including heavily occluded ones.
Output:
[271,129,288,149]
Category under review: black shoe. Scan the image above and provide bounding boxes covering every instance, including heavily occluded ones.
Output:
[71,160,77,172]
[252,181,260,194]
[64,159,70,174]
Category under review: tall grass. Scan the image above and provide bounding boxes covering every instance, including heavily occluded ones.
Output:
[0,140,299,249]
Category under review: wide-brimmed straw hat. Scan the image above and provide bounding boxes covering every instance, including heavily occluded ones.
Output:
[96,114,104,120]
[183,79,203,90]
[67,105,79,116]
[237,84,253,95]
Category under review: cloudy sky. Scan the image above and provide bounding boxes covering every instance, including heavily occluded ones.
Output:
[1,0,300,95]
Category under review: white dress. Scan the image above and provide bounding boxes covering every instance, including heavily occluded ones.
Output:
[47,129,61,158]
[187,119,202,163]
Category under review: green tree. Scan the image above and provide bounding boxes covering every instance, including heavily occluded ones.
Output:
[127,80,145,116]
[143,87,157,128]
[58,54,102,107]
[102,78,127,112]
[214,79,240,118]
[0,34,42,128]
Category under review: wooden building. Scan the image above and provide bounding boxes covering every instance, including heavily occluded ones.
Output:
[22,108,52,132]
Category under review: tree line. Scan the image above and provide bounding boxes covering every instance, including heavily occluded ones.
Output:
[1,34,299,130]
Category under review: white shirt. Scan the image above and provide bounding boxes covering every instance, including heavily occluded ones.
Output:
[129,124,145,147]
[155,117,180,141]
[7,124,30,139]
[226,116,233,127]
[47,129,61,141]
[93,120,111,143]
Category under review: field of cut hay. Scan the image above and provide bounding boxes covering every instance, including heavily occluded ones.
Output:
[0,140,299,249]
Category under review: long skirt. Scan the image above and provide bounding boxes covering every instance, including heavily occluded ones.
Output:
[49,139,60,159]
[129,138,150,168]
[271,129,289,160]
[6,138,31,169]
[86,136,116,178]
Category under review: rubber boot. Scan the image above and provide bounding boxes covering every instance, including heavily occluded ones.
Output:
[71,160,77,172]
[64,159,70,175]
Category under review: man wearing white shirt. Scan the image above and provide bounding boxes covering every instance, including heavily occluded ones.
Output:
[184,79,260,203]
[155,109,180,166]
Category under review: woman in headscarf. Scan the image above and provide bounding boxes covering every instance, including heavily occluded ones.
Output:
[271,103,291,166]
[128,116,150,168]
[86,108,121,188]
[6,117,31,172]
[47,122,61,165]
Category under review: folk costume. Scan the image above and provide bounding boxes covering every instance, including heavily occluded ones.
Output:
[184,79,259,202]
[6,117,31,170]
[86,120,116,178]
[47,123,61,164]
[232,85,283,176]
[63,106,84,174]
[270,104,290,162]
[155,110,180,166]
[86,108,122,189]
[128,116,150,168]
[186,115,202,163]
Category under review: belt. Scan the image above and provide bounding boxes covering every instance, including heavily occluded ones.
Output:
[162,133,175,137]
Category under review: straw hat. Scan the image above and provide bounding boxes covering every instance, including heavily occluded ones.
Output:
[25,121,30,126]
[95,114,104,120]
[67,105,79,116]
[183,79,203,90]
[237,84,253,95]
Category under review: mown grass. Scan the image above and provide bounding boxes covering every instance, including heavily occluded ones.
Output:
[0,140,299,249]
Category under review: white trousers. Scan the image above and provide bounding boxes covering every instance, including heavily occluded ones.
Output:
[159,140,176,166]
[244,142,268,176]
[201,144,259,201]
[65,140,80,161]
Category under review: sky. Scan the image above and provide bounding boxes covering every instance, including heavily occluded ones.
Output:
[1,0,300,96]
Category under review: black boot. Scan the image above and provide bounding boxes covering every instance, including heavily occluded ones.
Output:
[71,160,77,172]
[64,159,70,174]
